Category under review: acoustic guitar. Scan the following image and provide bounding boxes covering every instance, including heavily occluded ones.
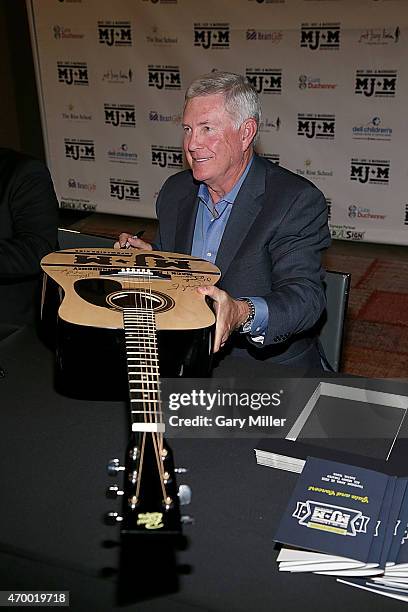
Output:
[41,247,221,535]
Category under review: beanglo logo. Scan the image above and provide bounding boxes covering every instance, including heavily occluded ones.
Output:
[246,29,283,44]
[297,114,335,139]
[148,65,181,90]
[194,23,230,49]
[300,22,340,50]
[350,159,390,185]
[98,21,132,47]
[246,68,282,94]
[104,104,136,128]
[355,70,397,98]
[57,62,88,86]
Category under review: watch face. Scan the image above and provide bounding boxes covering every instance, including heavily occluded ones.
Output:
[242,320,252,334]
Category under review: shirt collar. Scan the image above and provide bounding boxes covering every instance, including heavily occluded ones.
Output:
[197,156,254,206]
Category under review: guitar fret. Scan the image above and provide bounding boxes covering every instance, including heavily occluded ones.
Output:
[130,398,161,403]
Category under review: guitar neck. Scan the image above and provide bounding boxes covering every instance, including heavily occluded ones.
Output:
[123,307,165,434]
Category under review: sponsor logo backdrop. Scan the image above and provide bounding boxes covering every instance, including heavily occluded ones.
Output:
[29,0,408,244]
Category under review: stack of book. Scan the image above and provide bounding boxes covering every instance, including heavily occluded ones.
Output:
[273,456,408,602]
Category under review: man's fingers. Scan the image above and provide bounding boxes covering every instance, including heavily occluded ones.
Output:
[115,233,152,250]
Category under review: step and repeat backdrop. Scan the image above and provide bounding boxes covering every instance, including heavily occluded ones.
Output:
[28,0,408,244]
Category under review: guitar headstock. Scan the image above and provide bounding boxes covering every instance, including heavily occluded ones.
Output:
[106,434,191,535]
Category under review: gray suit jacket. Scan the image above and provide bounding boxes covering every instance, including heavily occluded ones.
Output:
[154,155,331,367]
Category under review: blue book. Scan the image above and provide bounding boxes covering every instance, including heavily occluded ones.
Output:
[274,457,392,573]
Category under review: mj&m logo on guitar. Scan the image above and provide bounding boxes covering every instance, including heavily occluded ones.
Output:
[297,114,335,140]
[193,23,230,49]
[355,70,397,97]
[245,68,282,94]
[104,104,136,128]
[293,501,370,537]
[57,61,88,86]
[97,21,132,46]
[300,23,340,50]
[64,139,95,161]
[151,146,183,169]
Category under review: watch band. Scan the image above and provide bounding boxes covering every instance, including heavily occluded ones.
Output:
[238,298,256,334]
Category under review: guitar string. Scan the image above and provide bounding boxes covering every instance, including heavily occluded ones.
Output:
[127,258,166,505]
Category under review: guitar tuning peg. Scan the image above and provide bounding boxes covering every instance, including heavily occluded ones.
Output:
[174,467,188,474]
[107,458,125,476]
[178,484,192,506]
[105,511,123,525]
[106,485,124,499]
[180,515,194,525]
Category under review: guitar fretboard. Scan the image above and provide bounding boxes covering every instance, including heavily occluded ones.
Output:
[123,307,164,433]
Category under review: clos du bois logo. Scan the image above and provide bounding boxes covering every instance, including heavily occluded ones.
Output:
[57,62,88,85]
[246,69,282,94]
[148,65,181,90]
[98,21,132,46]
[64,139,95,161]
[355,70,397,98]
[297,114,335,139]
[104,104,136,128]
[109,179,140,201]
[350,159,390,185]
[193,23,230,49]
[300,23,340,50]
[151,146,183,169]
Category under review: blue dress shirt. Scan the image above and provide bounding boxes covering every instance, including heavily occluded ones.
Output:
[191,158,268,339]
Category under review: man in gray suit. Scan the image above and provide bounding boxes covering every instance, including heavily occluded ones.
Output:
[118,72,331,369]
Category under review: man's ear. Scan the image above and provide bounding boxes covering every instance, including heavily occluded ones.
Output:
[241,118,258,150]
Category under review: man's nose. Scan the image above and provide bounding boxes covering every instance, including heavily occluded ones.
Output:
[187,130,202,151]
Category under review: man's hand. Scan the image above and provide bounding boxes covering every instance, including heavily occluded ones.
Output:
[114,232,152,250]
[197,286,250,352]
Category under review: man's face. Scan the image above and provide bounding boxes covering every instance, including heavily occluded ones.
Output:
[182,93,247,193]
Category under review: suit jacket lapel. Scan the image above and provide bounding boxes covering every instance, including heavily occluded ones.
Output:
[174,183,199,254]
[215,156,266,277]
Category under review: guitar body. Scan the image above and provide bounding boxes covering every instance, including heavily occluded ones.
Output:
[41,248,220,538]
[41,248,221,399]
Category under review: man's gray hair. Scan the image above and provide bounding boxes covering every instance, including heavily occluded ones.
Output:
[185,71,261,129]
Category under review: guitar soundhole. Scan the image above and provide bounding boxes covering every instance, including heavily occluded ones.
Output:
[106,290,174,313]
